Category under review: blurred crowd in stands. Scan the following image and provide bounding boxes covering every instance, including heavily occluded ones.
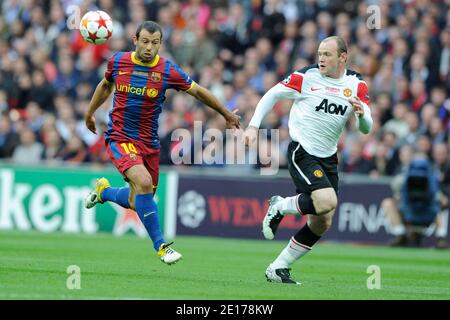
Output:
[0,0,449,188]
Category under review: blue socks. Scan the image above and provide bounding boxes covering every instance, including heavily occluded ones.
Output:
[101,187,130,209]
[134,193,165,251]
[100,187,164,251]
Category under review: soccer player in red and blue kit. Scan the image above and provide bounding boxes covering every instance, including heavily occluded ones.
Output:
[84,21,240,265]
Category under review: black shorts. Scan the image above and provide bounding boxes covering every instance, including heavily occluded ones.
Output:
[287,141,339,194]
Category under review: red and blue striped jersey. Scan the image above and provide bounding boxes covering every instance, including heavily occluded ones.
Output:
[104,51,194,149]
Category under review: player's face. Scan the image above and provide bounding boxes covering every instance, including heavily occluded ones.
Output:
[317,41,346,78]
[134,29,162,63]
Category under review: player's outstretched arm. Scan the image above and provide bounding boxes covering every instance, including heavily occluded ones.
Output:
[187,83,240,129]
[244,83,289,146]
[84,78,114,134]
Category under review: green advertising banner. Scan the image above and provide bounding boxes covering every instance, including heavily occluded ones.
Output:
[0,164,172,237]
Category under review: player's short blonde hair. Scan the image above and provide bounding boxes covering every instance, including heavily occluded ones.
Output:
[322,36,348,56]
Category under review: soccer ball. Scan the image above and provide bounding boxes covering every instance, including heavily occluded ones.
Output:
[79,10,113,44]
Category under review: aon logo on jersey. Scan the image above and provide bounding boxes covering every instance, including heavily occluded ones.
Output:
[315,99,348,115]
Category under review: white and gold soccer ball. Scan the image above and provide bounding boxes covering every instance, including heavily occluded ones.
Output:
[79,10,113,44]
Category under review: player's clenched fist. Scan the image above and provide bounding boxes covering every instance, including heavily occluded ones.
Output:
[349,96,364,118]
[225,111,241,130]
[243,126,258,146]
[85,114,97,134]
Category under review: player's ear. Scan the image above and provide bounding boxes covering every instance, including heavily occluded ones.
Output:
[132,35,138,45]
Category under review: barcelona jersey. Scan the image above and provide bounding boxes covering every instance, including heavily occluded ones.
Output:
[104,51,194,149]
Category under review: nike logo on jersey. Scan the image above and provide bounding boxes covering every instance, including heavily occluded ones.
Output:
[118,71,128,75]
[143,211,156,218]
[310,87,322,91]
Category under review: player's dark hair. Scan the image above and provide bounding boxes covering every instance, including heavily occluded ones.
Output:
[322,36,348,56]
[136,21,163,40]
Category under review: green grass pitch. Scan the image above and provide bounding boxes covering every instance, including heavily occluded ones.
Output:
[1,230,449,300]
